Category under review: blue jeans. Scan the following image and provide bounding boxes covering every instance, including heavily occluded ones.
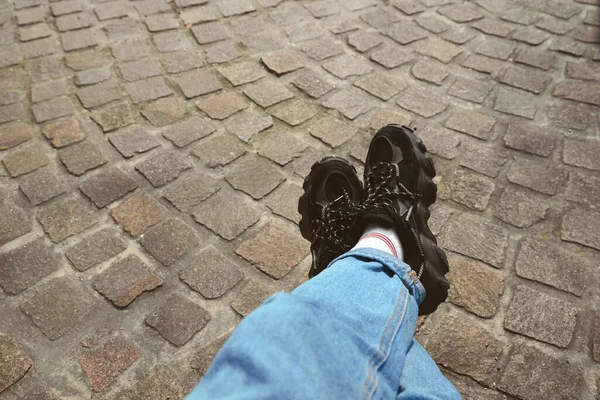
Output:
[187,248,460,400]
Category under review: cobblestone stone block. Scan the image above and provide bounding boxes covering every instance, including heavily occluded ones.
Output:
[516,239,588,296]
[135,151,193,187]
[321,88,376,120]
[68,56,108,78]
[561,207,600,251]
[142,219,199,266]
[549,37,586,57]
[354,72,405,100]
[146,294,210,346]
[566,171,600,206]
[261,51,303,75]
[513,26,549,45]
[180,246,243,299]
[79,333,141,391]
[191,134,246,168]
[437,3,483,22]
[19,23,52,42]
[162,116,215,148]
[370,108,412,131]
[42,117,85,148]
[505,285,577,347]
[443,169,495,211]
[507,157,563,195]
[111,39,150,62]
[447,253,504,318]
[422,314,503,386]
[397,87,447,118]
[500,66,550,94]
[0,202,31,247]
[90,100,135,132]
[553,80,600,107]
[61,28,103,51]
[236,223,308,279]
[59,141,107,176]
[51,0,81,15]
[37,196,98,242]
[80,167,138,208]
[0,335,32,393]
[16,6,46,25]
[76,80,120,109]
[230,280,273,317]
[494,185,548,228]
[563,138,600,171]
[65,227,127,271]
[31,80,68,103]
[56,13,93,32]
[112,191,167,237]
[145,13,179,32]
[0,89,25,107]
[108,126,159,159]
[515,47,557,71]
[268,99,318,127]
[153,30,191,52]
[125,77,172,105]
[546,102,590,131]
[504,123,556,156]
[258,131,307,166]
[18,168,66,205]
[384,22,428,44]
[416,37,462,63]
[224,110,272,142]
[370,44,414,68]
[310,116,357,148]
[499,344,586,400]
[502,7,539,25]
[2,143,49,177]
[322,54,372,79]
[192,188,260,240]
[565,61,600,81]
[411,60,447,85]
[32,96,74,123]
[192,21,231,45]
[360,6,402,27]
[0,238,59,295]
[299,37,344,61]
[0,103,26,125]
[217,0,255,16]
[348,30,383,52]
[417,126,460,160]
[447,78,491,103]
[392,0,425,15]
[264,181,303,223]
[94,2,131,20]
[118,60,161,83]
[140,97,186,127]
[0,46,22,68]
[196,92,248,120]
[206,41,241,63]
[473,18,515,37]
[290,69,335,98]
[459,145,506,178]
[446,109,496,140]
[417,14,449,34]
[494,87,537,119]
[441,213,508,267]
[475,38,515,60]
[175,70,221,99]
[22,37,57,59]
[180,4,220,24]
[225,154,285,199]
[461,54,505,74]
[21,278,94,340]
[94,255,162,307]
[163,172,219,212]
[243,80,294,108]
[0,121,31,150]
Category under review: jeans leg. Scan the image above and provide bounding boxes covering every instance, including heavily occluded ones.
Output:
[396,339,462,400]
[186,248,426,400]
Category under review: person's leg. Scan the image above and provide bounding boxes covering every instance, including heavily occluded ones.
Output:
[186,247,426,400]
[396,339,462,400]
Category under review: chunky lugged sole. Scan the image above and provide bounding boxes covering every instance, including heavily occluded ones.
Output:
[297,157,360,243]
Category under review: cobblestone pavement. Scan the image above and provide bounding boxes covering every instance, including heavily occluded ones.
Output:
[0,0,599,398]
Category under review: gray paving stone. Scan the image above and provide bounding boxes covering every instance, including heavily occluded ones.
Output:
[0,103,26,125]
[118,60,161,83]
[494,87,537,119]
[360,6,402,27]
[205,42,242,64]
[16,6,46,25]
[549,37,586,57]
[392,0,425,15]
[561,207,600,251]
[224,110,272,142]
[421,314,503,386]
[512,26,549,45]
[448,78,491,103]
[502,7,539,25]
[153,30,192,53]
[230,279,272,317]
[284,20,326,43]
[196,92,248,120]
[37,196,98,242]
[22,37,57,59]
[163,116,215,148]
[269,99,318,127]
[348,30,383,52]
[507,157,563,195]
[179,4,220,24]
[146,294,210,346]
[474,38,515,60]
[191,21,231,45]
[141,219,199,266]
[80,167,138,208]
[416,37,462,63]
[515,239,588,296]
[499,344,586,400]
[265,181,303,223]
[112,190,167,237]
[0,336,32,393]
[75,68,111,86]
[2,143,49,177]
[384,21,428,45]
[21,278,95,340]
[94,2,131,20]
[61,28,103,51]
[218,62,266,87]
[0,89,25,107]
[243,80,294,108]
[310,116,357,148]
[417,126,461,160]
[0,238,60,295]
[94,255,162,308]
[563,138,600,171]
[494,185,548,228]
[566,171,600,206]
[321,88,376,120]
[31,80,68,103]
[90,100,135,132]
[565,61,600,81]
[145,13,179,32]
[191,134,247,168]
[440,213,508,268]
[416,14,449,34]
[0,121,31,150]
[56,13,93,31]
[461,54,505,74]
[445,109,496,140]
[18,168,66,205]
[32,96,74,123]
[443,169,495,211]
[370,44,414,68]
[180,246,243,299]
[136,151,193,187]
[59,141,107,176]
[515,47,557,70]
[258,131,307,166]
[473,18,515,38]
[225,154,285,199]
[459,145,507,178]
[19,23,52,42]
[571,25,600,43]
[289,147,328,178]
[0,46,23,68]
[411,60,448,85]
[397,87,447,118]
[141,96,187,127]
[553,80,600,106]
[300,37,345,61]
[446,253,504,318]
[175,70,221,99]
[236,223,308,279]
[290,69,335,98]
[504,123,556,156]
[437,3,483,22]
[505,285,577,347]
[161,50,204,73]
[65,48,111,71]
[546,102,590,131]
[135,0,170,15]
[540,0,582,19]
[65,227,127,271]
[304,0,340,18]
[500,66,551,94]
[125,77,172,105]
[111,39,150,62]
[354,72,405,100]
[261,51,303,75]
[163,172,219,212]
[76,79,121,109]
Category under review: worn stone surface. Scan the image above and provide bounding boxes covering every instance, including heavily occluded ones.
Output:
[59,141,107,176]
[566,171,600,206]
[175,70,221,99]
[0,203,31,247]
[507,157,563,195]
[500,66,551,94]
[561,207,600,251]
[108,125,161,158]
[141,219,199,266]
[42,117,86,148]
[37,196,98,242]
[224,110,272,142]
[3,143,49,177]
[259,131,307,166]
[196,92,248,120]
[21,278,94,340]
[192,188,261,240]
[141,97,187,127]
[442,169,495,211]
[290,69,335,98]
[504,285,577,347]
[112,191,167,237]
[94,255,163,307]
[261,51,304,75]
[125,77,172,104]
[191,134,246,168]
[135,151,193,187]
[66,227,127,272]
[494,185,548,228]
[225,154,285,199]
[163,116,216,147]
[445,109,496,140]
[447,253,504,318]
[265,181,303,223]
[163,172,220,212]
[504,123,556,157]
[411,60,448,85]
[354,72,405,100]
[90,100,135,132]
[397,87,447,117]
[146,294,211,346]
[563,138,600,171]
[310,116,358,148]
[321,88,376,120]
[19,167,66,205]
[269,99,318,127]
[230,280,273,317]
[217,61,264,86]
[0,335,32,393]
[80,167,138,208]
[0,121,31,150]
[417,126,460,160]
[180,246,243,299]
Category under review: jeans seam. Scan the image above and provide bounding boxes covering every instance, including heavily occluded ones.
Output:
[360,284,408,400]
